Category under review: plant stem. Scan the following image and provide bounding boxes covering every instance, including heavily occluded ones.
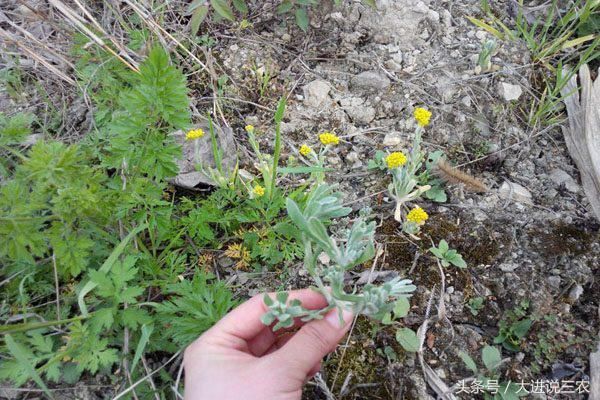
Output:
[270,97,286,200]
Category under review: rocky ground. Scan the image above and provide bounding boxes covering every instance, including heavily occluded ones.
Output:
[2,0,598,398]
[212,0,599,398]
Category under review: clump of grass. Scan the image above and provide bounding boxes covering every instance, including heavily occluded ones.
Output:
[470,0,600,127]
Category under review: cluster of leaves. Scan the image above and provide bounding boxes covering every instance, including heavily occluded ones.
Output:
[0,47,236,395]
[494,299,534,352]
[262,184,416,330]
[179,185,304,268]
[429,240,467,268]
[459,345,527,399]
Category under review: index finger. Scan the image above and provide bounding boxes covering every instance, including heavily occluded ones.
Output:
[206,288,329,342]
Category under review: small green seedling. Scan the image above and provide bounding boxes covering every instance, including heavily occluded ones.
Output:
[494,299,534,351]
[429,240,467,268]
[467,296,485,316]
[458,345,527,399]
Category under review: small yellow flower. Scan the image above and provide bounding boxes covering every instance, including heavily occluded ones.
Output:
[413,107,432,127]
[253,185,265,197]
[385,152,407,169]
[245,124,255,133]
[319,132,340,146]
[299,144,313,156]
[406,206,429,224]
[186,128,205,140]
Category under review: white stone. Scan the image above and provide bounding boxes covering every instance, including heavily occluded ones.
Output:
[303,80,331,108]
[549,168,579,193]
[500,82,523,101]
[383,132,403,146]
[498,181,533,204]
[346,151,360,163]
[499,263,519,272]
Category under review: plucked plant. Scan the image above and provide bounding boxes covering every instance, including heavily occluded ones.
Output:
[261,184,416,330]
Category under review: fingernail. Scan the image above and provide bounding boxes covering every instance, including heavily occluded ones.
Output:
[325,308,353,328]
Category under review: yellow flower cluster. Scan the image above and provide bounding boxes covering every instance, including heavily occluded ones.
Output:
[406,206,428,224]
[414,107,432,127]
[385,152,407,169]
[185,128,205,140]
[319,132,340,146]
[245,125,255,133]
[253,185,265,197]
[299,144,313,156]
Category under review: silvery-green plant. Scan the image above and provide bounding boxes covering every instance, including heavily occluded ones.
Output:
[386,130,431,223]
[261,184,416,330]
[475,39,497,74]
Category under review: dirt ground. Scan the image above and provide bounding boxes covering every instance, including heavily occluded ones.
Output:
[2,0,599,399]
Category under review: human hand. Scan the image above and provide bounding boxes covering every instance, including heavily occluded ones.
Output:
[183,289,353,400]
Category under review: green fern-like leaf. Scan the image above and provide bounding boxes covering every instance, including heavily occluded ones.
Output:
[156,271,237,347]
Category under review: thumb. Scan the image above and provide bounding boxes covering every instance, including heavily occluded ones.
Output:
[271,308,353,376]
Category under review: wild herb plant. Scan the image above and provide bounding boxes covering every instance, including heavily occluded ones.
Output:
[0,46,236,394]
[475,39,497,73]
[0,112,35,177]
[458,345,527,399]
[494,299,534,352]
[368,108,436,235]
[262,184,416,330]
[429,240,467,268]
[296,131,341,184]
[418,150,448,203]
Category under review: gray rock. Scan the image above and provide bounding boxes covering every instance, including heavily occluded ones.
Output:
[499,262,519,272]
[347,106,376,124]
[547,275,561,289]
[383,132,403,146]
[549,168,580,193]
[341,97,376,124]
[568,284,584,303]
[498,181,533,205]
[350,71,391,92]
[500,82,523,101]
[303,79,331,108]
[171,122,237,188]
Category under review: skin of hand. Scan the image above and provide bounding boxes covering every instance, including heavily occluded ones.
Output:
[183,289,353,400]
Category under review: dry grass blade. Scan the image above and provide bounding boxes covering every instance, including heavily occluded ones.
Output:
[47,0,139,72]
[560,64,600,221]
[113,351,181,400]
[1,14,75,70]
[121,0,214,80]
[0,27,76,85]
[416,275,457,400]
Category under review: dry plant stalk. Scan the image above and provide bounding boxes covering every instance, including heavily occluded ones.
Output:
[560,64,600,221]
[435,159,489,193]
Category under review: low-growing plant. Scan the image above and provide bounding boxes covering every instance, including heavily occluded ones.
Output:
[0,46,237,395]
[467,296,485,316]
[494,299,534,351]
[475,39,498,73]
[261,184,416,330]
[155,271,238,348]
[429,239,467,268]
[419,150,448,203]
[458,345,527,399]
